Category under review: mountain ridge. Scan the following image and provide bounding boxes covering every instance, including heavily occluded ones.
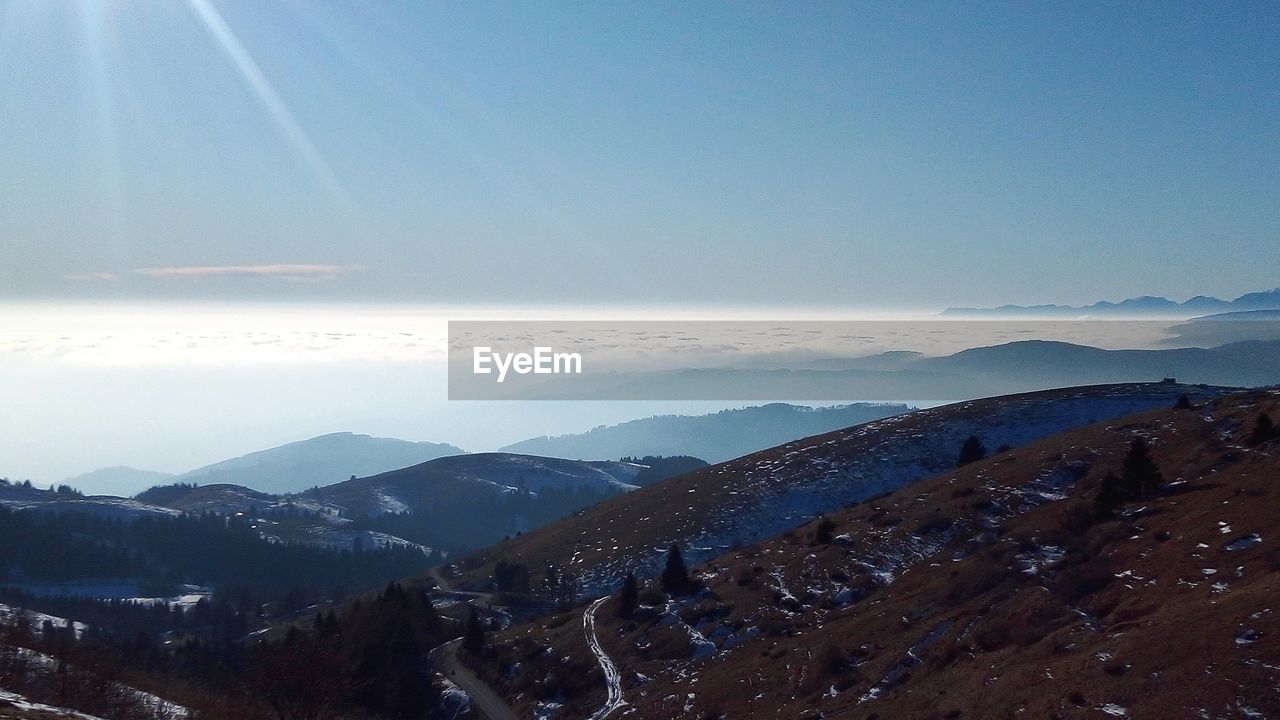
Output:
[166,431,466,495]
[942,287,1280,316]
[499,403,911,463]
[507,338,1280,401]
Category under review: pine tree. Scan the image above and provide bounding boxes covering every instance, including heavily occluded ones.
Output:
[661,543,691,596]
[815,516,837,544]
[463,607,485,655]
[1094,471,1124,519]
[1121,436,1163,499]
[957,435,987,467]
[618,573,639,619]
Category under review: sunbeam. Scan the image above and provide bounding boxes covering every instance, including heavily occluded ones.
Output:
[184,0,362,229]
[74,0,126,261]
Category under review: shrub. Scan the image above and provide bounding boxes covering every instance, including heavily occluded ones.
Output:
[957,435,987,467]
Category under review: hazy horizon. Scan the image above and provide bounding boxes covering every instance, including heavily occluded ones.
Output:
[1,297,1271,486]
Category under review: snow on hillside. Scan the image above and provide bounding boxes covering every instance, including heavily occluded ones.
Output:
[562,385,1222,594]
[0,645,191,718]
[0,483,181,521]
[446,455,643,495]
[3,583,212,611]
[0,603,88,639]
[0,688,109,720]
[481,388,1280,720]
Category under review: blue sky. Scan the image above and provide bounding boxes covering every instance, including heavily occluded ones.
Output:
[1,1,1277,308]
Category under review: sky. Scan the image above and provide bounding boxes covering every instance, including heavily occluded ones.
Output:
[1,2,1279,485]
[0,1,1277,308]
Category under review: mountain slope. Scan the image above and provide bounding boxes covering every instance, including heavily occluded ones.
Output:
[498,403,911,463]
[170,432,465,494]
[449,383,1225,595]
[318,453,643,517]
[476,389,1280,720]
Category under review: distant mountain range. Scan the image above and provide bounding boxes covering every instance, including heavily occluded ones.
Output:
[499,403,911,463]
[506,338,1280,400]
[942,287,1280,316]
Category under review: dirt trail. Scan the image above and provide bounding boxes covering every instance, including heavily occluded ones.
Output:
[584,596,626,720]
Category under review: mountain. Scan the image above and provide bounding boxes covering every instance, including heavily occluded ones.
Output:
[448,382,1225,596]
[505,339,1280,401]
[942,287,1280,317]
[317,452,644,516]
[1162,309,1280,347]
[499,403,911,463]
[918,338,1280,388]
[169,432,465,494]
[138,453,656,555]
[471,388,1280,720]
[61,466,176,497]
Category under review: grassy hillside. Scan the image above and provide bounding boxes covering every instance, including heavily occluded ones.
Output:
[446,383,1221,596]
[472,389,1280,719]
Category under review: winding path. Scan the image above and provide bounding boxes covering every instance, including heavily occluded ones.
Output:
[429,639,520,720]
[584,596,626,720]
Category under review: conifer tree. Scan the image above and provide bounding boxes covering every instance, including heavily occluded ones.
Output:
[1250,413,1278,446]
[463,607,485,655]
[816,516,837,544]
[1121,436,1163,499]
[1094,471,1124,519]
[618,572,639,619]
[661,543,691,596]
[957,435,987,467]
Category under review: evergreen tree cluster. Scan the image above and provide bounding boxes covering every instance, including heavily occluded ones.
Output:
[1095,436,1164,518]
[237,581,452,719]
[619,455,710,486]
[0,507,430,600]
[2,579,456,720]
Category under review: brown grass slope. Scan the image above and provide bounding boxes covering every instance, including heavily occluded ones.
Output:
[474,389,1280,720]
[446,383,1223,595]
